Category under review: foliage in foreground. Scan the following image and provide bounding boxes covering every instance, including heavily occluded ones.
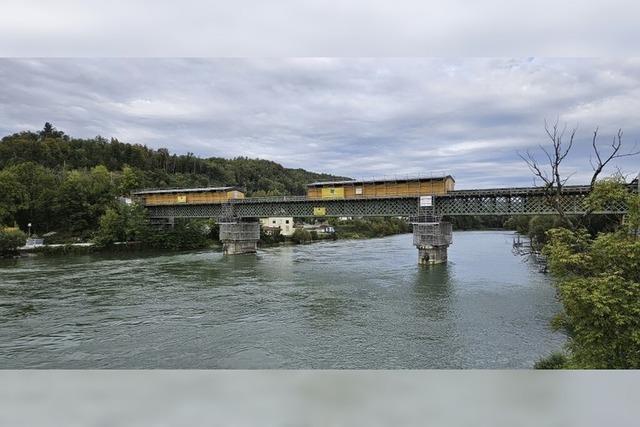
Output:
[542,180,640,368]
[534,352,568,369]
[543,228,640,368]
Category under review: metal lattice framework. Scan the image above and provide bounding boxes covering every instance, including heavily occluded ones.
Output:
[144,184,635,220]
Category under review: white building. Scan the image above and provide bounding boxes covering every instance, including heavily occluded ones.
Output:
[260,217,295,236]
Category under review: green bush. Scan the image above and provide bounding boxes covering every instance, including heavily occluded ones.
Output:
[0,228,27,255]
[143,220,210,250]
[94,203,150,247]
[260,227,285,245]
[331,217,409,239]
[94,204,211,251]
[539,180,640,369]
[291,228,312,244]
[534,352,567,369]
[544,227,640,368]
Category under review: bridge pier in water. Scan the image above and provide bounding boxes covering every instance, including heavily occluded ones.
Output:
[219,220,260,255]
[412,221,452,265]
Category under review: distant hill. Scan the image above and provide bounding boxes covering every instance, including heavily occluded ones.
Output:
[0,123,348,196]
[0,123,348,233]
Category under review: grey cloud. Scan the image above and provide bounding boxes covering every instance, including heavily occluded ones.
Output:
[0,58,639,188]
[2,1,640,56]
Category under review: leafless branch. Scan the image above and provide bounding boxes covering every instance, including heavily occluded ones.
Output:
[590,128,640,187]
[522,122,640,227]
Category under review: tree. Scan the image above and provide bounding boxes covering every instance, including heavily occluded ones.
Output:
[94,203,149,247]
[54,167,115,234]
[0,169,25,225]
[143,219,210,250]
[0,126,348,239]
[588,128,640,187]
[291,228,312,243]
[544,226,640,368]
[519,120,639,225]
[520,124,640,369]
[39,122,65,139]
[541,180,640,368]
[117,165,143,195]
[6,162,59,232]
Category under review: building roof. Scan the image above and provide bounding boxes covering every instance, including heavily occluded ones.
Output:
[307,175,455,187]
[132,186,243,195]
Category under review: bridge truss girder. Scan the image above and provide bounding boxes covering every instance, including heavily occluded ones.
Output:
[144,190,629,220]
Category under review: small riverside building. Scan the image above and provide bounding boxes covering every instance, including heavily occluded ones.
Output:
[132,187,245,206]
[306,175,455,199]
[260,217,295,236]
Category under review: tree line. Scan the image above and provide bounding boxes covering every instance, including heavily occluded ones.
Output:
[0,123,345,235]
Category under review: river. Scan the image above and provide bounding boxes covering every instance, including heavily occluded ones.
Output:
[0,231,565,368]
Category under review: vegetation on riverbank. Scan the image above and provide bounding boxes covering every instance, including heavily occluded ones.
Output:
[0,123,346,251]
[0,123,345,239]
[92,204,411,252]
[328,217,410,239]
[0,228,27,257]
[446,215,507,231]
[258,217,411,247]
[524,178,640,369]
[91,203,215,251]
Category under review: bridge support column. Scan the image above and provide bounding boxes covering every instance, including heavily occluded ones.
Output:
[412,221,452,265]
[219,220,260,255]
[417,245,448,265]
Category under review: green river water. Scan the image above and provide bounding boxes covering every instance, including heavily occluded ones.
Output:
[0,231,565,368]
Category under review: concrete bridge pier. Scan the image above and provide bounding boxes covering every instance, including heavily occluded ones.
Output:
[219,220,260,255]
[417,245,448,265]
[412,221,452,265]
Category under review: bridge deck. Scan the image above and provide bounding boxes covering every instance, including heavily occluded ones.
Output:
[143,184,634,219]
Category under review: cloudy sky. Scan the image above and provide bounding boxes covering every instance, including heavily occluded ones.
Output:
[1,58,639,188]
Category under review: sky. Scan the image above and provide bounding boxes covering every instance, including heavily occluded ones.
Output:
[2,1,639,56]
[1,58,639,188]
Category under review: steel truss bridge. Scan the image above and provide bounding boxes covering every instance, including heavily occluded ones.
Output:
[145,184,636,220]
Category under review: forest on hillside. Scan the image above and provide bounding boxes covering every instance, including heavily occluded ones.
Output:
[0,123,346,235]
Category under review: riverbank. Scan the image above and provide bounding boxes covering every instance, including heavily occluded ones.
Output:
[9,230,410,258]
[8,216,411,258]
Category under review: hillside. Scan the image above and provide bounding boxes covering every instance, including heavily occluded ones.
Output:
[0,123,347,195]
[0,123,347,234]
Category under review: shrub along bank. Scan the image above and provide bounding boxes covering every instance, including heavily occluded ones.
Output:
[0,228,27,257]
[534,178,640,369]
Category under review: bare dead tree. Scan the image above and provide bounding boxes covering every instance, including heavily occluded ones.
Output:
[589,128,640,187]
[519,119,640,226]
[518,119,576,224]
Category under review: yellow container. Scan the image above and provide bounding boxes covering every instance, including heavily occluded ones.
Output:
[313,207,327,216]
[321,187,344,199]
[176,195,187,203]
